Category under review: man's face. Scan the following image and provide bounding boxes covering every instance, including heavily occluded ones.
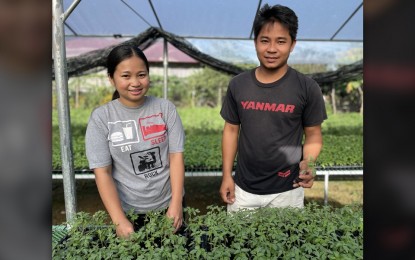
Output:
[255,21,296,71]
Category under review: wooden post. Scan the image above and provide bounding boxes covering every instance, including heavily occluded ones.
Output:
[357,84,363,114]
[75,78,80,109]
[331,85,337,114]
[217,86,222,107]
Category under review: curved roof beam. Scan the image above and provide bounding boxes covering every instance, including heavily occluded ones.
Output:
[148,0,164,30]
[330,2,363,41]
[120,0,153,27]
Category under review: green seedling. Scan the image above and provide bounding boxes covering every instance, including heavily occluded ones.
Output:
[53,204,363,259]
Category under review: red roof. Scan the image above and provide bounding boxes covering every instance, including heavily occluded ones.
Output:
[66,37,125,57]
[144,40,198,64]
[65,38,198,64]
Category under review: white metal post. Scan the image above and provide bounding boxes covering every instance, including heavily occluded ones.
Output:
[324,172,329,205]
[52,0,78,222]
[163,39,169,99]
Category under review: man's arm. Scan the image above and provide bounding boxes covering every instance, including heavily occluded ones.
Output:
[220,122,240,204]
[294,125,323,188]
[94,166,134,238]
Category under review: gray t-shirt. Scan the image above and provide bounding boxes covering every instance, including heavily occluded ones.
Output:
[85,96,185,213]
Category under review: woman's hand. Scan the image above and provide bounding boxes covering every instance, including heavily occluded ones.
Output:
[115,218,134,239]
[168,152,184,233]
[166,202,183,233]
[94,166,134,239]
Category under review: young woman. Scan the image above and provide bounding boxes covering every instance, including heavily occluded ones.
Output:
[85,44,185,238]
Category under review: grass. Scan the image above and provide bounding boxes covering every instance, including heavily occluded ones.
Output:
[304,180,363,206]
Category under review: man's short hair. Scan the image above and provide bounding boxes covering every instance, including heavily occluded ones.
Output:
[253,4,298,42]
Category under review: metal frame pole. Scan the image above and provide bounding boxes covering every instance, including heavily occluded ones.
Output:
[163,39,169,99]
[324,172,329,205]
[63,0,81,21]
[53,0,77,222]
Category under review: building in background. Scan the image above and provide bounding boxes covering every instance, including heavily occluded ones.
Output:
[144,40,202,78]
[58,38,202,108]
[65,37,202,78]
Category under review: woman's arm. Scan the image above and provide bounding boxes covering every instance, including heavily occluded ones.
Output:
[166,152,184,232]
[94,166,133,238]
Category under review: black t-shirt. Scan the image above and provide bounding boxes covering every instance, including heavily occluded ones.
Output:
[220,67,327,195]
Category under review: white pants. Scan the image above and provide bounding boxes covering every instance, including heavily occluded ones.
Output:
[227,184,304,212]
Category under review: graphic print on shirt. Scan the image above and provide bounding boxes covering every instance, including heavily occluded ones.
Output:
[277,169,291,178]
[108,120,140,146]
[139,113,167,141]
[241,101,295,113]
[130,147,163,175]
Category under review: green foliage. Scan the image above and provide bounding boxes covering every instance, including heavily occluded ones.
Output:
[148,68,232,108]
[82,86,114,109]
[236,63,257,70]
[52,108,92,170]
[319,135,363,167]
[322,112,363,136]
[290,63,330,74]
[178,107,223,134]
[54,73,114,110]
[52,108,363,170]
[184,134,362,169]
[148,75,191,107]
[186,67,231,107]
[53,204,363,259]
[322,79,363,113]
[184,134,222,170]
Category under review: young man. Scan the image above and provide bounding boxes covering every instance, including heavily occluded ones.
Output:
[220,4,327,212]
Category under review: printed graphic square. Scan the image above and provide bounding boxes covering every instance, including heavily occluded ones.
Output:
[108,120,139,147]
[130,147,163,175]
[139,113,166,141]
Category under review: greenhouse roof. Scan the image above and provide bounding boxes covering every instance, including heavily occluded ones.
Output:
[63,0,363,42]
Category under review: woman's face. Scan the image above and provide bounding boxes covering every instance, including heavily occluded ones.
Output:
[109,55,150,107]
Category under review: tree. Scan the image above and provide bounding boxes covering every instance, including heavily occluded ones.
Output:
[346,80,364,114]
[186,67,231,107]
[147,75,190,107]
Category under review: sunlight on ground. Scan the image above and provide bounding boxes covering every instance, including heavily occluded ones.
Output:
[304,180,363,206]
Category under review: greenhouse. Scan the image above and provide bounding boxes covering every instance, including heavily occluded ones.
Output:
[53,1,363,258]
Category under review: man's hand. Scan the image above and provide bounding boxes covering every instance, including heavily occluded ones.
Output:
[293,159,315,188]
[166,202,183,233]
[220,175,236,204]
[115,218,134,239]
